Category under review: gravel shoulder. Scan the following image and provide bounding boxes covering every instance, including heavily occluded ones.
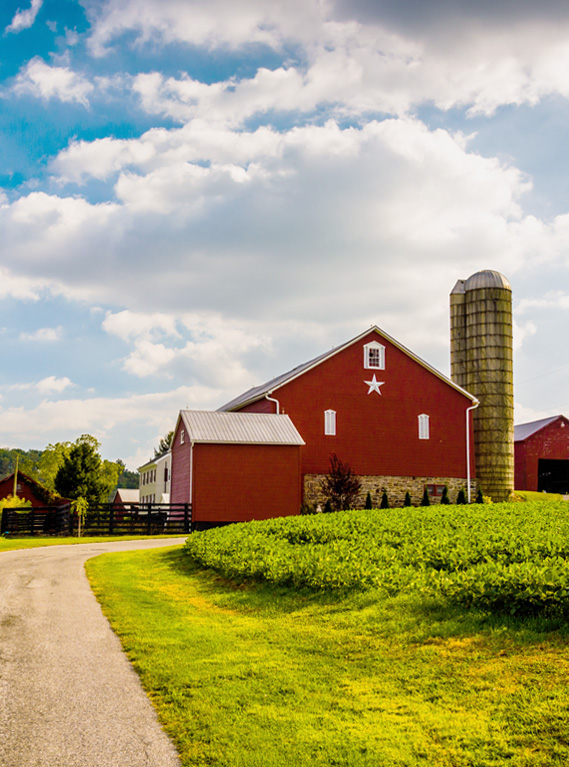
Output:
[0,538,185,767]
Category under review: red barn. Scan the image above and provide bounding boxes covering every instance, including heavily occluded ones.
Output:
[170,410,304,527]
[514,415,569,493]
[0,472,68,508]
[218,326,478,507]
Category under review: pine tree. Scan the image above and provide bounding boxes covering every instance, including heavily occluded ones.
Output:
[420,487,431,506]
[440,485,450,504]
[380,490,389,509]
[319,454,361,511]
[456,488,467,504]
[54,436,107,504]
[403,491,412,507]
[364,491,372,509]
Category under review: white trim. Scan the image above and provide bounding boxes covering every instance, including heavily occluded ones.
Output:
[324,409,336,436]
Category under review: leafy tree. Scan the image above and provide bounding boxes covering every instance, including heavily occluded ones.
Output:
[154,430,174,458]
[440,485,450,504]
[403,491,412,507]
[35,442,72,490]
[116,460,140,489]
[54,435,109,504]
[364,491,372,510]
[0,494,31,512]
[380,490,389,509]
[420,487,431,506]
[320,454,361,511]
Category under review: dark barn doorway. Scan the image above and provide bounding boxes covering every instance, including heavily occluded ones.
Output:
[538,459,569,494]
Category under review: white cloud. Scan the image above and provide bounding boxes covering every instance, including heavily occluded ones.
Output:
[0,267,44,301]
[5,0,43,34]
[36,376,73,394]
[19,326,63,342]
[13,58,94,106]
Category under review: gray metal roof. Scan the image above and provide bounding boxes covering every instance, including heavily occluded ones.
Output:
[180,410,305,445]
[514,415,566,442]
[465,270,511,291]
[112,488,140,502]
[218,325,477,412]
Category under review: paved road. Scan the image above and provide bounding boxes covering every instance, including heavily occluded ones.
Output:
[0,539,185,767]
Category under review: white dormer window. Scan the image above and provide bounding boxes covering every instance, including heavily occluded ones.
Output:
[180,429,185,444]
[418,414,430,440]
[364,341,385,370]
[324,409,336,436]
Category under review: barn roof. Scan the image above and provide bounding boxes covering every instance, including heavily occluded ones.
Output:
[514,415,567,442]
[179,410,305,445]
[112,488,140,503]
[218,325,477,412]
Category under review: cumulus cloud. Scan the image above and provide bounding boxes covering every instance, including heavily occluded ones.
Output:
[19,326,63,342]
[5,0,43,34]
[12,58,94,106]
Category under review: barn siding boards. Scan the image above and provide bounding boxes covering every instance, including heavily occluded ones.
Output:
[514,415,569,492]
[232,328,475,481]
[192,444,301,523]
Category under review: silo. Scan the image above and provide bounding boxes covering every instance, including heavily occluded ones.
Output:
[450,270,514,502]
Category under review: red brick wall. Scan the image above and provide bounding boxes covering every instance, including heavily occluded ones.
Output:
[192,443,301,522]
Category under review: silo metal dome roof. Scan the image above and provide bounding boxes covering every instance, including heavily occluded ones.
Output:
[465,270,511,291]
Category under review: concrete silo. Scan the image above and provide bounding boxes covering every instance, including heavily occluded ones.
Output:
[450,270,514,502]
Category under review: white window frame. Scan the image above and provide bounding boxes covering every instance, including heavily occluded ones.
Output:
[180,429,185,444]
[364,341,385,370]
[418,413,430,440]
[324,409,336,436]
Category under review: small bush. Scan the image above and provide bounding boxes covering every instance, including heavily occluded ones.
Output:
[420,487,430,506]
[323,499,333,514]
[380,490,389,509]
[476,489,484,504]
[364,491,372,509]
[403,491,412,507]
[456,488,467,505]
[440,486,450,505]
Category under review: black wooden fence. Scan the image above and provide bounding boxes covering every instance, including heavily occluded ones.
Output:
[0,503,192,537]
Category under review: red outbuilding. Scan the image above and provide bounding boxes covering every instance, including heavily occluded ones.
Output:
[170,410,304,527]
[514,415,569,493]
[0,471,69,508]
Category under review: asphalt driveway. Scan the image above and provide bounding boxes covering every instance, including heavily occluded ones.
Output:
[0,538,185,767]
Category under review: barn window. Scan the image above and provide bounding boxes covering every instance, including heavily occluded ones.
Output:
[180,429,185,444]
[324,409,336,435]
[364,341,385,370]
[418,413,430,440]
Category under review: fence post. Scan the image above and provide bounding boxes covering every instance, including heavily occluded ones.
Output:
[147,504,152,534]
[109,504,115,535]
[184,504,190,533]
[0,509,6,535]
[30,508,35,536]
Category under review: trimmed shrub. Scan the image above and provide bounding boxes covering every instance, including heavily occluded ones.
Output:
[476,489,484,504]
[403,491,412,507]
[456,488,467,505]
[420,487,430,506]
[440,486,450,504]
[380,490,389,509]
[364,491,372,510]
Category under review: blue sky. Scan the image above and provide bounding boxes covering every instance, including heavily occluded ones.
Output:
[1,0,569,468]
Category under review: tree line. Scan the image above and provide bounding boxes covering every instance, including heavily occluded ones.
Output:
[0,435,139,504]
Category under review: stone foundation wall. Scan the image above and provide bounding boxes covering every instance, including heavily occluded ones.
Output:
[303,474,477,508]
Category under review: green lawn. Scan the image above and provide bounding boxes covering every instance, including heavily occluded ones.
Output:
[0,535,187,552]
[87,545,569,767]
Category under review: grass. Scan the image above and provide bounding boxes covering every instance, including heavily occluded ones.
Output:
[87,544,569,767]
[514,490,566,502]
[0,534,187,552]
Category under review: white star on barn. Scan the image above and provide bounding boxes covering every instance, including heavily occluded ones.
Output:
[364,375,385,395]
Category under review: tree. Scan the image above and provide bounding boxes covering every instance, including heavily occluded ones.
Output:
[380,490,389,509]
[116,460,140,489]
[320,454,361,511]
[54,435,108,504]
[154,430,174,458]
[364,491,372,510]
[403,491,412,507]
[440,485,450,504]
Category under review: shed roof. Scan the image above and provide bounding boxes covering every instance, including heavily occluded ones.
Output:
[514,415,565,442]
[218,325,477,412]
[179,410,305,445]
[113,488,140,503]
